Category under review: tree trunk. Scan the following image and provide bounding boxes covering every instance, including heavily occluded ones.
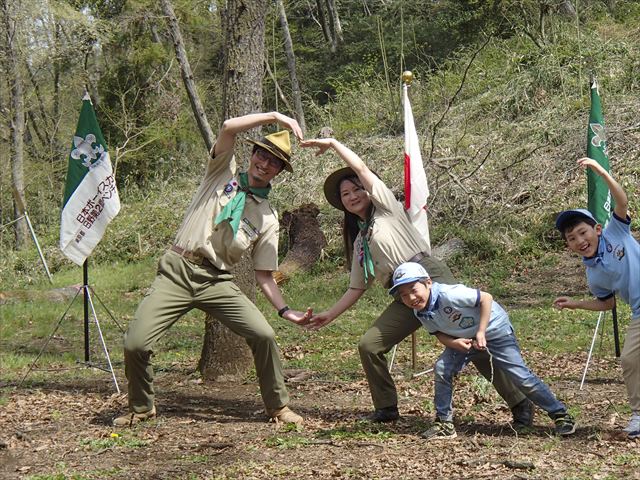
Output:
[160,0,215,152]
[557,0,577,19]
[315,0,334,51]
[325,0,343,44]
[53,22,61,130]
[276,0,306,135]
[1,0,28,249]
[199,0,269,381]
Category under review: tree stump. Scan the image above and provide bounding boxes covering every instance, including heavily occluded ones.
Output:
[273,203,327,284]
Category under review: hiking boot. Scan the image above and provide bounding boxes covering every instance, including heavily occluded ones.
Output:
[511,399,535,431]
[113,406,157,427]
[268,406,304,425]
[626,413,640,439]
[421,418,457,441]
[366,405,400,423]
[552,412,576,436]
[623,413,640,433]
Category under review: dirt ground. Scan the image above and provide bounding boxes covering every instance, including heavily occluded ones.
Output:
[1,251,638,479]
[1,349,638,480]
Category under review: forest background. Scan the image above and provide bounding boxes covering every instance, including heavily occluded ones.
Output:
[0,0,640,478]
[1,0,638,279]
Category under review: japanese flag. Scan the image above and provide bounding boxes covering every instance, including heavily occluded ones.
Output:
[403,83,431,250]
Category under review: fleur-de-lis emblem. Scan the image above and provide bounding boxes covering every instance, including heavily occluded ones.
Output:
[71,134,107,169]
[590,123,607,148]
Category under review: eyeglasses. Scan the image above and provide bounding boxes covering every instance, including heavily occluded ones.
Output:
[255,148,284,170]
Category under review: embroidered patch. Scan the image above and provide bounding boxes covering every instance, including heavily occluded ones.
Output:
[459,317,475,329]
[223,179,239,197]
[240,217,259,240]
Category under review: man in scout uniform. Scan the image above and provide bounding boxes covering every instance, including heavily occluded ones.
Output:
[114,112,310,427]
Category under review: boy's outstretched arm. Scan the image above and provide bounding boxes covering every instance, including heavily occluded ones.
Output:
[435,332,473,352]
[553,295,615,311]
[474,291,492,350]
[578,157,628,219]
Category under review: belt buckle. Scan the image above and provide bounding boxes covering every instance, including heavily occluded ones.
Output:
[185,251,204,265]
[172,245,204,265]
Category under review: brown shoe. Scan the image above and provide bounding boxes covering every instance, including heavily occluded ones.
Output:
[113,406,157,427]
[267,406,303,425]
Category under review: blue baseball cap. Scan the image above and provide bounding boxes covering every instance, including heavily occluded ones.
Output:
[389,262,430,295]
[555,208,598,232]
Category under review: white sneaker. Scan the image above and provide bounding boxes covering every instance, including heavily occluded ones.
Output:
[623,413,640,433]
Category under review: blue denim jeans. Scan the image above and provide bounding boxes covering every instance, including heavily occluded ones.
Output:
[434,328,567,421]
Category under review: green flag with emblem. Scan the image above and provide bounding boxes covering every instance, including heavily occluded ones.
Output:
[586,78,612,225]
[60,94,120,265]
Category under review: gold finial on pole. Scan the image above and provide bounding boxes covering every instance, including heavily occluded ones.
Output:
[402,70,414,85]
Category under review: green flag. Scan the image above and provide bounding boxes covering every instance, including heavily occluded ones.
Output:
[586,78,612,225]
[60,94,120,265]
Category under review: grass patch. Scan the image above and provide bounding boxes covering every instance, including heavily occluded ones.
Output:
[80,432,148,450]
[316,422,394,442]
[265,434,310,449]
[1,245,631,387]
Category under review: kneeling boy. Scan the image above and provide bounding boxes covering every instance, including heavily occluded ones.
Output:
[389,262,576,440]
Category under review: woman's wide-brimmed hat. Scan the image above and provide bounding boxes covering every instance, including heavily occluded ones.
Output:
[323,166,359,211]
[246,130,293,172]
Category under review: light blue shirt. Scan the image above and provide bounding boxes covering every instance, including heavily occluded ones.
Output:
[414,283,512,340]
[584,213,640,319]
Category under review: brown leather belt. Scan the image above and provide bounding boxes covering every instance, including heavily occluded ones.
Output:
[407,251,427,263]
[170,245,213,267]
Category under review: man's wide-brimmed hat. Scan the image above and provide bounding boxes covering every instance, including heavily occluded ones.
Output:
[246,130,293,173]
[323,166,359,211]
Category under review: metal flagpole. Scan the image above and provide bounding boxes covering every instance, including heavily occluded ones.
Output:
[23,211,53,283]
[81,259,121,393]
[10,187,53,283]
[612,299,621,357]
[83,261,90,362]
[580,310,606,390]
[84,281,120,393]
[19,259,122,393]
[389,344,398,372]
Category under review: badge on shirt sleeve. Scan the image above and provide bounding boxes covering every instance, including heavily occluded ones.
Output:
[223,178,239,197]
[240,217,259,240]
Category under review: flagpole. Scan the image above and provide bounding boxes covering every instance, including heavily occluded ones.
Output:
[612,297,620,357]
[83,260,90,362]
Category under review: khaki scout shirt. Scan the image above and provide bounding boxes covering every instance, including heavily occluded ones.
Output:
[173,148,279,272]
[349,177,430,290]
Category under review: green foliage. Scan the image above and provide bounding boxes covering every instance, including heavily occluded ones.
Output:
[316,422,394,441]
[265,434,309,449]
[81,433,148,450]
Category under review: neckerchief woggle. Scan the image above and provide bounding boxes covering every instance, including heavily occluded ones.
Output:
[357,218,375,282]
[214,172,270,236]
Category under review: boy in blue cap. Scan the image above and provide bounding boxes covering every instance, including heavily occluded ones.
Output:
[390,262,576,440]
[554,157,640,440]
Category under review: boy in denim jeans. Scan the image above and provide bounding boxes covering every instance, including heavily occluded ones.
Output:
[554,157,640,440]
[389,262,576,440]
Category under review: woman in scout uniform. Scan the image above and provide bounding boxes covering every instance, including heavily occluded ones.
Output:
[301,137,533,426]
[114,112,310,427]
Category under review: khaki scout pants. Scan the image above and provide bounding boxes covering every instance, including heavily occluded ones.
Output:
[123,250,289,413]
[358,255,527,410]
[621,318,640,412]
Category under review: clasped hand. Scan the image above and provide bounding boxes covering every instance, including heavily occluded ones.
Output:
[281,307,313,326]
